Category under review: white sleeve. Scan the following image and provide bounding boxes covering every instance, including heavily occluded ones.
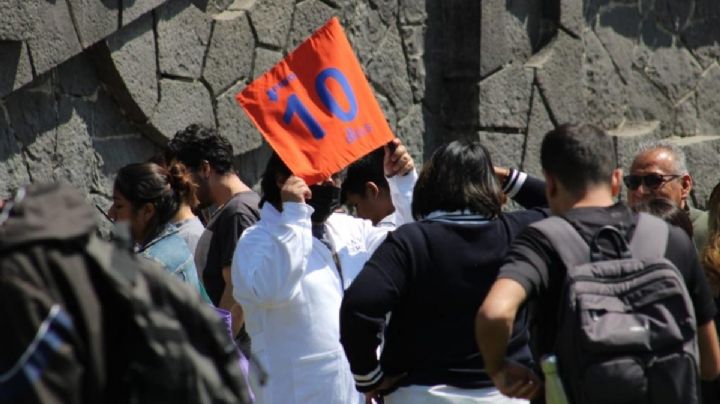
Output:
[386,169,418,227]
[231,202,313,307]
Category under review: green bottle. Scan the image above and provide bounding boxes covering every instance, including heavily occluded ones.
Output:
[541,355,569,404]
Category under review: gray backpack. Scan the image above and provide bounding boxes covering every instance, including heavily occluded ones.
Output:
[531,213,699,404]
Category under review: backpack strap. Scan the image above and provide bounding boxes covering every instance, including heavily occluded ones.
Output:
[529,216,590,271]
[628,212,669,260]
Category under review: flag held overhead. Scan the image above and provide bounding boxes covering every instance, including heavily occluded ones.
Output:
[236,17,394,184]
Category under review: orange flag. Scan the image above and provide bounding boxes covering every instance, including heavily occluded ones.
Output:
[236,17,394,184]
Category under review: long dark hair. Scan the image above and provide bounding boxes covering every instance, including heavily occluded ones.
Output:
[114,162,196,244]
[412,140,504,220]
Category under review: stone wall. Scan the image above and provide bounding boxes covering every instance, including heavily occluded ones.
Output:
[1,0,720,208]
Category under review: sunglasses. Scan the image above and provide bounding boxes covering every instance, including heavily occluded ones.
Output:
[623,173,681,191]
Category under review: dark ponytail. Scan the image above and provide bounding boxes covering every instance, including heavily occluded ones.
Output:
[168,162,199,209]
[114,162,185,245]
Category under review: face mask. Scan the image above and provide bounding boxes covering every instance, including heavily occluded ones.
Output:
[307,184,341,223]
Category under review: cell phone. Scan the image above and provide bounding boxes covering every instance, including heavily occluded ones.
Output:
[95,204,113,223]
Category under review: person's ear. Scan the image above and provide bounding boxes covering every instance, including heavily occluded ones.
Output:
[680,174,693,200]
[544,171,557,199]
[364,182,380,199]
[611,168,623,198]
[139,202,155,224]
[200,160,212,179]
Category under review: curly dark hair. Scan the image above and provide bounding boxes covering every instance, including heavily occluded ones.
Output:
[166,124,235,175]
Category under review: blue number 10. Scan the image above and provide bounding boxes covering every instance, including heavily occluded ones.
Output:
[281,68,358,140]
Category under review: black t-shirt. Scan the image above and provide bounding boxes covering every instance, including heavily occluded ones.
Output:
[499,202,717,358]
[195,191,260,305]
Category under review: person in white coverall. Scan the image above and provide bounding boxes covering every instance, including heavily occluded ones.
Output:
[231,139,416,404]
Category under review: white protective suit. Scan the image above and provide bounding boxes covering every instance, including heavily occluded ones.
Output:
[231,172,416,404]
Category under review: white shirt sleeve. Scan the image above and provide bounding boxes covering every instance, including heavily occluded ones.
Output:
[231,202,313,307]
[386,169,418,227]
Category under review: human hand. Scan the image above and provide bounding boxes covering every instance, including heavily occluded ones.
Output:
[280,175,311,203]
[363,373,405,404]
[383,139,414,177]
[494,166,510,184]
[489,359,541,400]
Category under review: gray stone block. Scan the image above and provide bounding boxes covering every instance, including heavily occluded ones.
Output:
[191,0,235,15]
[249,0,294,48]
[697,64,720,134]
[672,95,698,136]
[66,0,118,48]
[5,77,58,145]
[0,42,33,98]
[440,79,477,130]
[54,96,103,195]
[252,47,283,78]
[480,0,539,78]
[90,89,141,139]
[26,0,83,76]
[477,131,525,169]
[594,5,642,83]
[216,82,263,155]
[530,31,586,125]
[0,0,35,41]
[374,91,398,133]
[642,47,701,103]
[0,104,31,198]
[157,0,212,79]
[582,30,627,129]
[150,79,215,142]
[401,25,425,102]
[522,89,554,177]
[58,52,100,97]
[669,135,720,208]
[96,14,159,125]
[93,135,158,178]
[203,11,254,95]
[609,120,662,172]
[346,1,387,65]
[366,25,414,117]
[396,104,424,166]
[560,0,584,36]
[122,0,168,25]
[682,20,720,68]
[478,64,533,129]
[624,69,673,135]
[400,0,426,25]
[654,0,693,33]
[288,0,336,50]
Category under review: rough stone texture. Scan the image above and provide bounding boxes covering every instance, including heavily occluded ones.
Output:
[97,14,158,125]
[66,0,117,48]
[366,25,414,118]
[478,131,525,169]
[157,0,213,79]
[216,82,263,155]
[203,12,255,95]
[25,0,84,77]
[2,0,720,206]
[150,79,216,141]
[583,30,627,129]
[0,0,35,41]
[252,47,283,79]
[478,64,534,129]
[0,42,33,96]
[249,0,294,49]
[288,0,337,50]
[522,89,554,177]
[531,31,586,125]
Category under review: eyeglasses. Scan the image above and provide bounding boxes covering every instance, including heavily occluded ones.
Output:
[623,173,681,191]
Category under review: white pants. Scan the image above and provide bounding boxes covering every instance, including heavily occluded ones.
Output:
[384,385,529,404]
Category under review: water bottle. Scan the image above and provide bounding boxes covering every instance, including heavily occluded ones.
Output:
[541,355,569,404]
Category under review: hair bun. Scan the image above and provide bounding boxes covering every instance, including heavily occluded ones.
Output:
[168,162,199,208]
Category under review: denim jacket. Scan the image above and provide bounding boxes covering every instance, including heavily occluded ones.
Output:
[138,224,211,303]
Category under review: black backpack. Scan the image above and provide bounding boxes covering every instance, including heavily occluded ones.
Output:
[0,182,250,404]
[531,213,699,404]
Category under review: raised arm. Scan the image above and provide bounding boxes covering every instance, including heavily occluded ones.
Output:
[231,176,313,307]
